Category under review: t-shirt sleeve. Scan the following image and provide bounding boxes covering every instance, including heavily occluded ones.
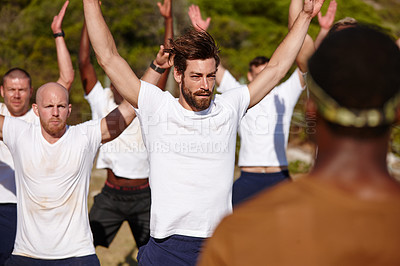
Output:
[217,70,242,94]
[77,119,103,154]
[220,85,250,119]
[135,80,167,116]
[2,116,30,152]
[84,81,117,120]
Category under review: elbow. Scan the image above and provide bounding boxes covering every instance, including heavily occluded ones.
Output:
[95,46,119,70]
[64,70,75,91]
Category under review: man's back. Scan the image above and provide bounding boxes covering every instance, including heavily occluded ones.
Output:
[199,177,400,266]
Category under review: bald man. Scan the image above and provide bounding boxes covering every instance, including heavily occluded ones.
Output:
[0,82,136,265]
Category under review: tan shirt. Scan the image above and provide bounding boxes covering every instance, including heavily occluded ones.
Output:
[198,177,400,266]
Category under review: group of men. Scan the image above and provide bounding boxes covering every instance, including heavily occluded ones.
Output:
[1,0,400,265]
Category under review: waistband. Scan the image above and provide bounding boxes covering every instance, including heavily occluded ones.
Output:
[105,180,150,191]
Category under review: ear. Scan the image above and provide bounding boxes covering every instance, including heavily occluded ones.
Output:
[29,86,33,98]
[174,68,183,84]
[305,98,317,117]
[0,86,4,98]
[247,72,254,82]
[67,104,72,118]
[32,103,39,117]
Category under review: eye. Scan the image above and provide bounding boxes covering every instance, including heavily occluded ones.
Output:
[191,75,201,80]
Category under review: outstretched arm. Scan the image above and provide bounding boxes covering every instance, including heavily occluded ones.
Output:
[188,5,225,85]
[156,0,174,90]
[83,0,141,108]
[315,0,337,48]
[78,20,98,95]
[288,0,316,85]
[52,0,74,92]
[100,100,136,144]
[248,0,326,108]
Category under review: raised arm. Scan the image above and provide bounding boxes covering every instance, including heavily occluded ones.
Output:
[100,100,136,144]
[52,0,74,92]
[83,0,141,108]
[248,0,325,108]
[188,5,225,85]
[141,44,172,86]
[315,0,337,48]
[78,20,98,95]
[156,0,174,90]
[288,0,315,85]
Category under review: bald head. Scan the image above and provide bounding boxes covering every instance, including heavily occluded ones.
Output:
[36,82,69,105]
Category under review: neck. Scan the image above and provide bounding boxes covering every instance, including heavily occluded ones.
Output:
[308,122,400,200]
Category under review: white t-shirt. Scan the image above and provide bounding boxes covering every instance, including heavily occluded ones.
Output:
[218,70,304,167]
[85,81,149,178]
[135,81,250,238]
[3,117,102,259]
[0,103,38,203]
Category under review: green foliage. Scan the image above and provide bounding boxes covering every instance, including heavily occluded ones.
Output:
[289,159,312,174]
[0,0,398,128]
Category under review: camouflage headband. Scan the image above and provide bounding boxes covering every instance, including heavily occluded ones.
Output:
[306,73,400,128]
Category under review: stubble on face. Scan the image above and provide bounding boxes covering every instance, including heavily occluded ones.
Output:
[35,82,70,140]
[180,77,213,112]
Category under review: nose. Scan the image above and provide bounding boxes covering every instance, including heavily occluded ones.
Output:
[14,90,21,99]
[200,76,209,91]
[52,106,59,117]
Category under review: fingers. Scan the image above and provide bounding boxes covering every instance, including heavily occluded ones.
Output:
[58,0,69,18]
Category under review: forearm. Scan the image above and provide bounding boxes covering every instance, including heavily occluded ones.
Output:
[248,11,312,107]
[55,36,74,92]
[142,60,164,85]
[79,21,98,95]
[157,16,174,90]
[289,0,314,74]
[314,27,329,48]
[101,99,136,143]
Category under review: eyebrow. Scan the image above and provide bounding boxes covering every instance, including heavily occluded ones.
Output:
[189,71,217,75]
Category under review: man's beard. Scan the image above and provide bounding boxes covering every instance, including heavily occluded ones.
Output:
[40,117,67,138]
[181,79,213,112]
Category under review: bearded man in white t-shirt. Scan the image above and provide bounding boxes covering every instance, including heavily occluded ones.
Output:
[0,82,137,265]
[83,0,326,264]
[188,2,338,207]
[0,1,75,264]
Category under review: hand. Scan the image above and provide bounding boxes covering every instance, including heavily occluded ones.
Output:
[157,0,172,19]
[51,0,69,34]
[188,4,211,31]
[318,0,337,30]
[155,45,172,69]
[303,0,326,18]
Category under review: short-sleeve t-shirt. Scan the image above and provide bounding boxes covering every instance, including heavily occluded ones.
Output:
[0,103,38,203]
[134,80,250,238]
[3,117,102,259]
[218,70,303,167]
